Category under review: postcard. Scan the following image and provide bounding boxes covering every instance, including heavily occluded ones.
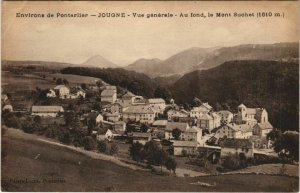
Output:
[1,1,299,192]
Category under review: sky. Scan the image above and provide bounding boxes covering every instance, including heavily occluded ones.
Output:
[2,1,299,66]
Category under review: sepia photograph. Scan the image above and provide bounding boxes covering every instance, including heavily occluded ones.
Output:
[1,1,299,192]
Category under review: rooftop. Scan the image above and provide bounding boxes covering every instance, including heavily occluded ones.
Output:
[165,122,190,132]
[148,98,166,104]
[32,106,64,112]
[172,140,197,147]
[123,105,155,114]
[101,89,116,97]
[220,138,253,149]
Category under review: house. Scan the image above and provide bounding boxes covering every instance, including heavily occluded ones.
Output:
[216,110,234,124]
[211,112,221,129]
[101,89,117,103]
[182,127,203,143]
[113,121,126,132]
[121,91,136,106]
[85,113,103,125]
[190,103,213,118]
[104,85,117,90]
[54,85,70,99]
[165,122,190,140]
[177,117,197,126]
[197,113,214,131]
[152,120,168,130]
[132,132,152,145]
[215,123,253,139]
[104,113,120,123]
[69,87,86,99]
[2,104,13,112]
[148,98,166,113]
[236,104,269,126]
[173,141,198,156]
[122,105,156,124]
[220,138,254,158]
[1,94,8,103]
[131,96,146,105]
[31,106,64,117]
[167,108,189,121]
[253,122,273,138]
[46,89,56,98]
[110,102,129,114]
[96,128,114,141]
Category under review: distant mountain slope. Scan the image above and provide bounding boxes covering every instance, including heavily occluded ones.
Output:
[81,55,119,68]
[125,42,299,77]
[125,58,162,73]
[153,74,182,87]
[170,60,299,131]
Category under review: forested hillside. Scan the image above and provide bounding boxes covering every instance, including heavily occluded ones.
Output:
[171,60,299,131]
[61,67,157,97]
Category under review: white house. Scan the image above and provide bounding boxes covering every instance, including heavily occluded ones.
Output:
[121,91,136,106]
[101,89,117,103]
[31,106,64,117]
[167,108,189,121]
[2,104,13,112]
[173,141,198,156]
[148,98,166,113]
[216,110,234,124]
[253,122,273,138]
[132,132,152,145]
[122,105,156,124]
[190,103,213,118]
[215,123,253,139]
[165,122,190,140]
[46,89,56,98]
[96,128,114,141]
[54,85,70,99]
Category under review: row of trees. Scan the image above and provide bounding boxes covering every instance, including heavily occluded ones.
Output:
[129,141,177,174]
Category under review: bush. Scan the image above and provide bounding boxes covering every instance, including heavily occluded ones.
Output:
[110,143,119,155]
[98,141,107,153]
[83,136,97,151]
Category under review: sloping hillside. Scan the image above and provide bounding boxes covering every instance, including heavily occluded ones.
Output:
[125,42,298,77]
[171,60,299,131]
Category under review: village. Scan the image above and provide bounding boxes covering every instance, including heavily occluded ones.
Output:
[2,71,284,176]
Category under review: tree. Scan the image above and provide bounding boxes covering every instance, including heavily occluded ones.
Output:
[129,142,144,163]
[172,128,182,140]
[3,113,21,128]
[96,80,104,87]
[192,97,202,107]
[154,87,172,102]
[140,124,149,133]
[144,141,168,173]
[83,136,97,151]
[156,132,165,140]
[267,129,299,161]
[56,78,63,85]
[165,156,177,173]
[33,116,42,124]
[98,141,107,153]
[110,143,119,155]
[215,102,222,111]
[63,79,69,85]
[81,83,88,90]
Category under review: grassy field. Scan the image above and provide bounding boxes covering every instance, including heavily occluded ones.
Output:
[2,71,104,92]
[2,129,298,192]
